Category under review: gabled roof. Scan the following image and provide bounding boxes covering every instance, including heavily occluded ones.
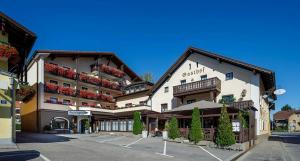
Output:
[30,50,142,82]
[0,12,36,57]
[274,110,294,121]
[150,47,276,96]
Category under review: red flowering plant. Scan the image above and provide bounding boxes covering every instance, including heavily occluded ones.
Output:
[101,79,111,88]
[65,69,77,80]
[79,90,97,100]
[111,82,120,90]
[59,86,76,97]
[111,68,124,78]
[45,82,59,93]
[57,66,65,77]
[79,73,89,82]
[101,94,115,103]
[87,76,101,85]
[44,63,58,74]
[0,44,18,58]
[99,64,111,74]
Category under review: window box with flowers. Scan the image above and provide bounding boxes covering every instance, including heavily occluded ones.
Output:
[59,86,77,97]
[87,76,101,85]
[65,69,77,80]
[16,84,36,103]
[0,44,18,58]
[44,63,58,74]
[79,90,97,100]
[45,82,59,93]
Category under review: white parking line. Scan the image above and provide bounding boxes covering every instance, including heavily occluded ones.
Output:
[123,138,143,148]
[97,136,125,143]
[40,154,51,161]
[199,146,222,161]
[155,141,174,158]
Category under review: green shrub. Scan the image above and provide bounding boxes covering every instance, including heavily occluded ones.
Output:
[133,111,143,135]
[189,107,203,144]
[168,117,180,139]
[216,104,236,147]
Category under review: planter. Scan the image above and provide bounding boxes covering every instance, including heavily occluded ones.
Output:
[162,131,168,140]
[142,130,148,138]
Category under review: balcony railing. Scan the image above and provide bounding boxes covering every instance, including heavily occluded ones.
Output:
[44,63,77,80]
[173,77,221,96]
[228,100,254,110]
[91,64,125,78]
[44,83,77,97]
[44,63,121,90]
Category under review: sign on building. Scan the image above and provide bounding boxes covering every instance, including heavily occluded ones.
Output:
[68,110,91,116]
[232,120,240,132]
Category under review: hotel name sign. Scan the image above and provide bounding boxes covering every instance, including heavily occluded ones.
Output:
[182,67,206,77]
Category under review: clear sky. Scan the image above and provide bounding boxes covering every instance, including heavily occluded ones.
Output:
[1,0,299,114]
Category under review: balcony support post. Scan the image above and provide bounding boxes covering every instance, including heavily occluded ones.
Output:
[210,91,215,102]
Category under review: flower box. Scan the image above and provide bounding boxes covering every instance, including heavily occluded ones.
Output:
[57,66,65,76]
[0,44,18,58]
[45,83,59,93]
[111,82,120,90]
[87,76,101,85]
[101,79,111,88]
[65,69,77,79]
[79,90,97,100]
[79,73,89,82]
[59,86,76,97]
[99,64,124,78]
[44,63,58,74]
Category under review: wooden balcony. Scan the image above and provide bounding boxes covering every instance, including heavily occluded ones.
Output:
[228,100,254,110]
[173,77,221,97]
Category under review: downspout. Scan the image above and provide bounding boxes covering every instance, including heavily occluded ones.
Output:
[36,59,39,132]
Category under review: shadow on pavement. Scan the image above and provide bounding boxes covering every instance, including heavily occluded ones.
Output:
[268,135,300,145]
[0,150,40,161]
[17,132,76,143]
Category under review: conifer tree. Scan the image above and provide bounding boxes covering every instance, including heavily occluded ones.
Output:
[189,107,203,144]
[168,116,180,139]
[216,104,236,146]
[133,111,143,135]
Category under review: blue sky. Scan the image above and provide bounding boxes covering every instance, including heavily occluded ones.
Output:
[1,0,299,113]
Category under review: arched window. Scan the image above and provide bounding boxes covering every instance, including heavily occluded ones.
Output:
[51,117,69,130]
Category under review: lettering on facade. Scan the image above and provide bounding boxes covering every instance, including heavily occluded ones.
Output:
[68,110,91,116]
[182,67,205,77]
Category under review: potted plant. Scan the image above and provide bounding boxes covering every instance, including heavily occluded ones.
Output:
[84,121,90,134]
[142,124,148,138]
[163,121,169,140]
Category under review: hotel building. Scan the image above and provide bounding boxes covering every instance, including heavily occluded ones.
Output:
[22,47,276,141]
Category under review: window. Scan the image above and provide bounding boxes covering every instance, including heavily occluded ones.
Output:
[189,63,191,70]
[201,75,207,80]
[50,97,58,103]
[125,103,133,107]
[221,95,235,104]
[63,83,70,87]
[225,72,233,80]
[180,80,186,85]
[82,86,88,90]
[82,102,88,106]
[164,87,169,93]
[187,99,196,104]
[50,80,58,84]
[63,99,71,105]
[135,85,140,92]
[161,103,168,112]
[196,62,199,68]
[63,66,71,70]
[139,101,147,105]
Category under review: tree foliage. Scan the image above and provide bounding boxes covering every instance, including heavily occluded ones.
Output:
[189,107,203,144]
[237,111,248,128]
[168,117,180,139]
[133,111,143,135]
[281,104,292,111]
[140,72,154,83]
[216,104,236,147]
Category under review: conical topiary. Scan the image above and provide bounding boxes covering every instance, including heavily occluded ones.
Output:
[168,116,180,139]
[133,111,143,135]
[216,104,236,147]
[189,107,203,144]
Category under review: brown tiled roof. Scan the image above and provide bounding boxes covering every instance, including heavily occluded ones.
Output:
[295,109,300,114]
[273,111,294,121]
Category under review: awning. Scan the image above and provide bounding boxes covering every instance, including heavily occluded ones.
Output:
[165,100,224,113]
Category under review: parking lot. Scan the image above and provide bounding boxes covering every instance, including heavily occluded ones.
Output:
[0,133,241,161]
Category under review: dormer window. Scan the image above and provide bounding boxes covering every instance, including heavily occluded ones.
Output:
[226,72,233,80]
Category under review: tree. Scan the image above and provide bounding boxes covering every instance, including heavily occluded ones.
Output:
[281,104,292,111]
[189,107,203,144]
[168,117,180,139]
[216,104,236,147]
[237,111,248,128]
[140,72,153,83]
[133,111,143,135]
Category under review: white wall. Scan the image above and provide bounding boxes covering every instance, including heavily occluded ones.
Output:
[116,95,150,108]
